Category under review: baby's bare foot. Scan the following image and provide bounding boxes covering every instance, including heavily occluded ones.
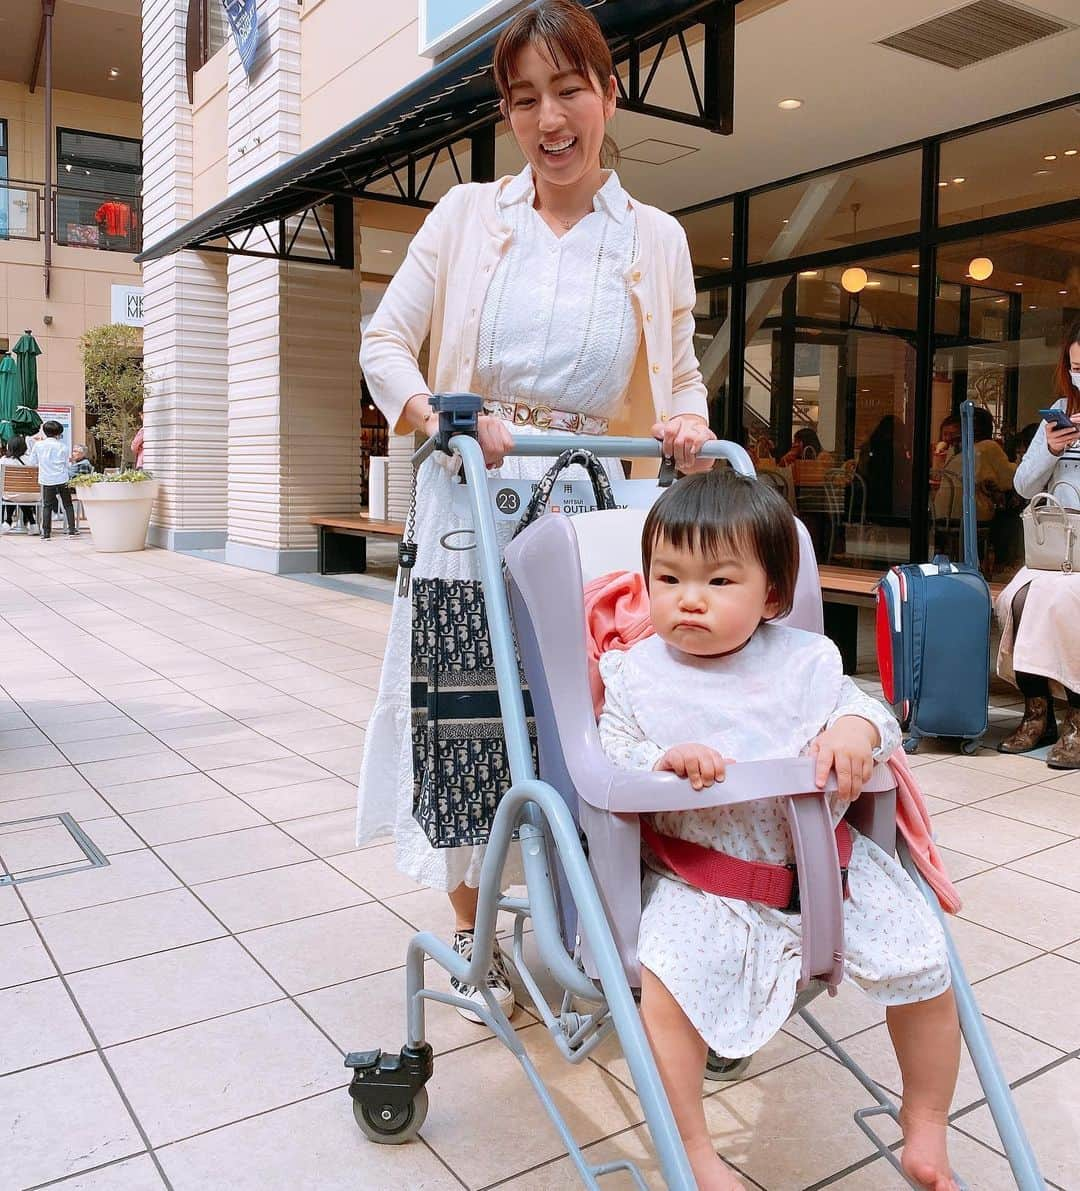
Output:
[685,1142,746,1191]
[900,1106,958,1191]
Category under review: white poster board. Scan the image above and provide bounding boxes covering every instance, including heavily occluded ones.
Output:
[36,405,74,454]
[419,0,526,57]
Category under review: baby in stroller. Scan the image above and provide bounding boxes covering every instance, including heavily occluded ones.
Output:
[597,469,961,1191]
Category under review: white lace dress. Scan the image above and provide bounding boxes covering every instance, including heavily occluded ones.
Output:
[356,166,642,890]
[598,626,951,1057]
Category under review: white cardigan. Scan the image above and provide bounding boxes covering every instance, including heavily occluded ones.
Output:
[360,176,709,435]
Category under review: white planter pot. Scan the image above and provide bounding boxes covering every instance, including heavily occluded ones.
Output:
[78,479,159,552]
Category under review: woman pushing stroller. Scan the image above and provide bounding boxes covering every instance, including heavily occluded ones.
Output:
[598,469,962,1191]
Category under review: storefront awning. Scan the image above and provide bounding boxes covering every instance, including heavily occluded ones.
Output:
[137,0,732,264]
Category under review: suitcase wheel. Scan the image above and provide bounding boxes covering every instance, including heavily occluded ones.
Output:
[960,737,981,756]
[902,736,921,755]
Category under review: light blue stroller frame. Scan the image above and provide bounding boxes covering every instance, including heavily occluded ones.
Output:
[345,396,1045,1190]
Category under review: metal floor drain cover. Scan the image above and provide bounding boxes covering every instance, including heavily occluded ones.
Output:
[0,812,109,886]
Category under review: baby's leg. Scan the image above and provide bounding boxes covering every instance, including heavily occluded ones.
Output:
[640,967,745,1191]
[886,988,961,1191]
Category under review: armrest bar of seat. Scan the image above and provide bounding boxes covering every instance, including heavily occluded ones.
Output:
[787,794,845,990]
[596,758,894,814]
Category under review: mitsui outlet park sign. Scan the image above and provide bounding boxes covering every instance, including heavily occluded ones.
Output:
[419,0,528,57]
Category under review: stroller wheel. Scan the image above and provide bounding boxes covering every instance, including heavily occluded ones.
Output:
[352,1086,428,1144]
[704,1052,752,1082]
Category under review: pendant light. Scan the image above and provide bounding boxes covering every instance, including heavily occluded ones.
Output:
[967,207,993,281]
[841,203,868,294]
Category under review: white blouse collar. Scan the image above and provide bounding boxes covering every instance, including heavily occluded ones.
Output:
[499,163,632,224]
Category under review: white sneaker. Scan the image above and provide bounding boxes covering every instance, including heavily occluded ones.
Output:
[450,930,516,1024]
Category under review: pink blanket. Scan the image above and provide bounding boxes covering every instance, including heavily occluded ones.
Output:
[583,570,961,913]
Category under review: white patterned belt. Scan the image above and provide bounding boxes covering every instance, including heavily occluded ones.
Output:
[484,399,609,436]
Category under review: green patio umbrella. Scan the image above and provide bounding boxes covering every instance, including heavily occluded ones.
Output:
[0,354,17,443]
[11,331,43,439]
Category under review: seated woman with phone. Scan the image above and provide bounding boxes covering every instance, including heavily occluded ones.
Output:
[995,319,1080,767]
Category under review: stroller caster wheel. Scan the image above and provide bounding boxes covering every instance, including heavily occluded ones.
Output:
[704,1051,752,1082]
[352,1086,428,1144]
[960,737,981,755]
[902,737,920,755]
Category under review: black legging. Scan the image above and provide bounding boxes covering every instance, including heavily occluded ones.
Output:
[1012,583,1080,707]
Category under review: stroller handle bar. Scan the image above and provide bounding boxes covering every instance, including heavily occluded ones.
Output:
[412,431,756,477]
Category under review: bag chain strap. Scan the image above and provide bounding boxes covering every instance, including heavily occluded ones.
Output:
[397,460,420,597]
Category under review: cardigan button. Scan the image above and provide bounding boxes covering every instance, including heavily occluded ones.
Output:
[632,270,642,282]
[652,363,661,374]
[646,312,653,322]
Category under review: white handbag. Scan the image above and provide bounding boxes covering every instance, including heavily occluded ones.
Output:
[1022,483,1080,573]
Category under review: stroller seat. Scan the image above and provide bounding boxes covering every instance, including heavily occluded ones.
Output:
[504,510,896,991]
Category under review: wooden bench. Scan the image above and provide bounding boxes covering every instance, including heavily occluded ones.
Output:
[818,565,1003,673]
[309,514,405,575]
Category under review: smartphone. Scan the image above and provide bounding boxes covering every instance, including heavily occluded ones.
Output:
[1039,408,1076,431]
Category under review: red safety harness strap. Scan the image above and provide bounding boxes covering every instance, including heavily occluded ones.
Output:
[640,818,853,914]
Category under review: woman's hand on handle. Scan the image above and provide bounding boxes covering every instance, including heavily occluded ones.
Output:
[405,394,514,469]
[652,414,716,475]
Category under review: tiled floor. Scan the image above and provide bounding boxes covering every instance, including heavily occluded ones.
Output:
[1,534,1077,1191]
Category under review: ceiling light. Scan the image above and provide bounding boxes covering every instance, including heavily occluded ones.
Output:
[800,270,819,277]
[952,177,966,184]
[938,180,949,188]
[108,67,119,78]
[1044,154,1057,161]
[378,248,393,254]
[64,164,72,172]
[968,256,994,282]
[1034,169,1051,176]
[841,267,868,294]
[910,263,920,269]
[777,98,803,110]
[866,280,882,287]
[721,255,730,262]
[1015,282,1023,287]
[1060,289,1069,295]
[1065,149,1078,157]
[1029,304,1037,310]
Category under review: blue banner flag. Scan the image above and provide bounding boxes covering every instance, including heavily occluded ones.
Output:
[222,0,260,74]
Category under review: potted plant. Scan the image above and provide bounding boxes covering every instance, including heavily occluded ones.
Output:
[77,324,157,552]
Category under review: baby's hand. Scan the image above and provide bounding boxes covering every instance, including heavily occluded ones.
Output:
[654,743,726,791]
[810,716,879,800]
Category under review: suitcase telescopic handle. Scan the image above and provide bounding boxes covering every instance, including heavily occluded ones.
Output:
[960,399,978,571]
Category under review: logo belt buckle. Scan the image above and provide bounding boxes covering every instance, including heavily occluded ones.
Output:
[531,404,553,429]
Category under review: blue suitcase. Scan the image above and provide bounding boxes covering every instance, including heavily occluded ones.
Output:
[875,400,991,754]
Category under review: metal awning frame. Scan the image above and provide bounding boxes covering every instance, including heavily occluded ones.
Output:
[138,0,735,266]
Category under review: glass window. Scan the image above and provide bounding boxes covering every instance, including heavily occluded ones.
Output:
[939,107,1080,227]
[56,128,142,252]
[929,217,1080,582]
[677,202,734,274]
[747,150,921,264]
[690,283,730,437]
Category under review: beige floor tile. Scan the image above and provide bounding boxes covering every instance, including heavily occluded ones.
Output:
[298,959,535,1057]
[68,937,283,1046]
[327,842,424,899]
[19,848,181,918]
[195,859,372,931]
[46,1154,166,1189]
[238,775,357,822]
[199,685,310,719]
[1008,837,1080,893]
[0,725,51,750]
[1038,767,1080,795]
[45,715,145,743]
[0,787,116,823]
[155,720,268,750]
[241,707,349,736]
[947,751,1052,781]
[0,741,69,773]
[0,763,92,801]
[781,984,886,1048]
[123,796,267,845]
[955,1057,1079,1189]
[0,707,33,731]
[382,884,518,941]
[969,954,1080,1051]
[1056,940,1080,962]
[979,784,1080,837]
[0,1052,143,1188]
[831,1012,1063,1113]
[956,867,1080,950]
[0,978,93,1074]
[77,751,196,787]
[930,805,1070,864]
[37,887,225,974]
[105,1000,345,1147]
[280,808,359,856]
[699,1051,880,1189]
[937,847,994,881]
[59,732,171,765]
[239,902,416,994]
[181,736,294,770]
[423,1022,643,1188]
[155,824,312,884]
[0,919,57,988]
[304,744,364,778]
[944,915,1040,984]
[274,724,366,757]
[209,754,329,794]
[103,771,229,813]
[827,1127,1018,1189]
[155,1086,461,1190]
[26,700,125,728]
[0,885,26,925]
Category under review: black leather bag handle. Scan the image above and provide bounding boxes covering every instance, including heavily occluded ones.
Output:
[512,449,617,539]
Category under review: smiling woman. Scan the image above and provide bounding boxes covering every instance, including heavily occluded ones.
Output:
[355,0,714,1027]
